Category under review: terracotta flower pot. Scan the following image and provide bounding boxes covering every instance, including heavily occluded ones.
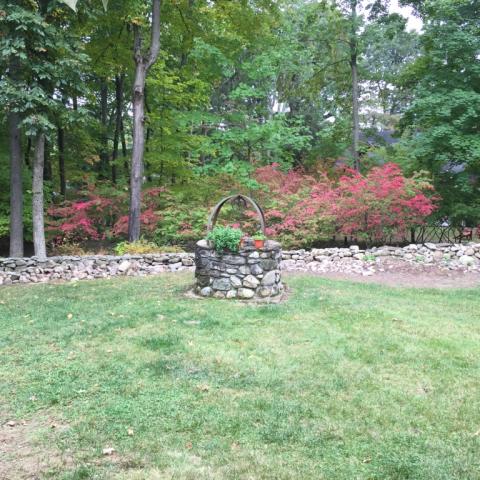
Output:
[254,239,265,249]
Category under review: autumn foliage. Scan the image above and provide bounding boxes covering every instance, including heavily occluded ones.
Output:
[254,162,438,246]
[47,184,164,244]
[47,163,438,249]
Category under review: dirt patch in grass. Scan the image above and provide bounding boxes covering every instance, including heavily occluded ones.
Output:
[0,412,72,480]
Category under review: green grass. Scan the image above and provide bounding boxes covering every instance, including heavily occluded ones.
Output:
[1,273,480,479]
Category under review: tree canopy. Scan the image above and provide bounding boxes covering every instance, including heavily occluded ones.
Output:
[1,0,478,255]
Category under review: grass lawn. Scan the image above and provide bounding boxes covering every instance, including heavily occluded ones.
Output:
[1,273,479,479]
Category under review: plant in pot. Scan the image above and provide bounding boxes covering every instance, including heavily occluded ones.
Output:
[253,231,266,249]
[206,226,243,253]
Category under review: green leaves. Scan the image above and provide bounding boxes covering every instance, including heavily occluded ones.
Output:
[1,5,87,137]
[58,0,108,12]
[206,226,243,254]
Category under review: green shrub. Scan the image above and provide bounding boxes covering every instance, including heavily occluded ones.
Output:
[253,231,266,240]
[114,239,184,255]
[154,206,208,246]
[206,226,243,253]
[0,215,9,239]
[53,242,90,256]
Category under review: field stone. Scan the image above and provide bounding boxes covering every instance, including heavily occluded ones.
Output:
[257,287,272,297]
[200,286,212,297]
[118,260,131,272]
[250,264,263,275]
[223,255,246,265]
[212,278,231,290]
[230,276,242,288]
[459,255,476,266]
[196,275,210,287]
[260,259,277,270]
[181,257,194,266]
[239,265,251,275]
[243,275,259,288]
[261,271,276,286]
[237,288,255,299]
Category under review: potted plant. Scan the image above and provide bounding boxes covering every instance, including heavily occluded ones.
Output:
[253,231,266,249]
[206,226,243,253]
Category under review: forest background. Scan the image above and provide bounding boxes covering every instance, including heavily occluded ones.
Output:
[1,0,479,256]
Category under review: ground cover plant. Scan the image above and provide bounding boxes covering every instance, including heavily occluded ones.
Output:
[1,273,479,479]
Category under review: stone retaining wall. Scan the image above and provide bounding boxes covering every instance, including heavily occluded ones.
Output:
[0,253,194,286]
[194,239,283,299]
[1,242,479,286]
[281,242,480,276]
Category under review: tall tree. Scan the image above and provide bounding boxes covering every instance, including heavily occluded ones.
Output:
[361,14,419,126]
[7,109,23,257]
[32,133,47,259]
[3,29,24,256]
[128,0,162,241]
[349,0,361,171]
[398,0,480,223]
[1,1,87,257]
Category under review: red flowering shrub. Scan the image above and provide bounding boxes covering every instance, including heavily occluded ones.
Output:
[46,163,437,251]
[47,183,164,244]
[251,164,334,246]
[326,164,438,242]
[254,162,438,247]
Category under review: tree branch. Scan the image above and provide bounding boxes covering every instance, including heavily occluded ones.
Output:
[146,0,161,69]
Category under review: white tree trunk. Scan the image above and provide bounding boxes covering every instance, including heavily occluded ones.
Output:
[32,133,47,260]
[8,112,24,257]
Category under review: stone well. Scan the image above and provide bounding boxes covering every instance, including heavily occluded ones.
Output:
[194,238,283,299]
[194,194,283,300]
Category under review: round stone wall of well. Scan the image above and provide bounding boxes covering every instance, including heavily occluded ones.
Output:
[194,239,283,300]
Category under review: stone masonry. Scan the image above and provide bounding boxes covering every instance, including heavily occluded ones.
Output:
[194,239,284,299]
[281,242,480,276]
[0,242,479,287]
[0,253,194,286]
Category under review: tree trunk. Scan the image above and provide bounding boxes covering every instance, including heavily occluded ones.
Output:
[25,137,31,168]
[120,117,128,157]
[351,56,360,171]
[129,63,147,241]
[100,79,109,176]
[43,139,52,181]
[8,112,24,257]
[350,0,360,172]
[145,85,152,181]
[32,133,47,260]
[112,74,125,184]
[128,0,162,241]
[58,127,66,197]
